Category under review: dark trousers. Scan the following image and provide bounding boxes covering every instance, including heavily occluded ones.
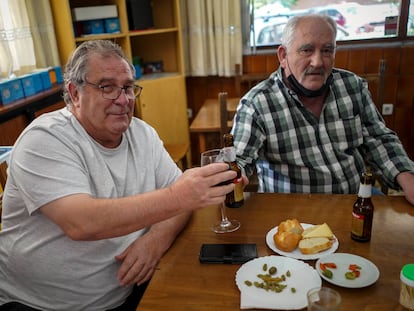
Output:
[0,281,149,311]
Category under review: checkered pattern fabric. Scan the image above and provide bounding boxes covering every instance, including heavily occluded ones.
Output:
[232,67,414,193]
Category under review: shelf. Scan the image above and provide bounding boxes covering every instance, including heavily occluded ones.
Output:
[137,72,181,82]
[129,27,179,37]
[75,33,127,42]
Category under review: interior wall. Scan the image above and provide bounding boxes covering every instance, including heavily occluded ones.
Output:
[186,45,414,166]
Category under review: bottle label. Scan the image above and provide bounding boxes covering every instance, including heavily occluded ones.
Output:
[358,184,372,198]
[222,146,236,162]
[351,211,364,236]
[234,178,244,202]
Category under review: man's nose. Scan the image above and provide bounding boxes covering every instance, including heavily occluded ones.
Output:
[310,50,324,67]
[115,89,130,105]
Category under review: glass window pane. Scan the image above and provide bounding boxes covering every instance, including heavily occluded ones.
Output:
[408,0,414,36]
[248,0,402,48]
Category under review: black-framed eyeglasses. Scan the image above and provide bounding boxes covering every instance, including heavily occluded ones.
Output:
[84,80,143,100]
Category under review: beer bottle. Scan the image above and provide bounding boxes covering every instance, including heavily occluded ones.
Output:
[351,171,374,242]
[222,133,244,208]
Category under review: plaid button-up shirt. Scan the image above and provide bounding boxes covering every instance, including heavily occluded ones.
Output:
[231,67,414,193]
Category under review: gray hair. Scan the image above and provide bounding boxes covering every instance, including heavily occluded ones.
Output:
[281,14,337,49]
[62,40,135,106]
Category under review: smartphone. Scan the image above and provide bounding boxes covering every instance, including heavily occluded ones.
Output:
[199,243,257,264]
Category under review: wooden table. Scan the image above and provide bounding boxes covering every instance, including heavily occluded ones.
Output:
[137,193,414,311]
[189,97,240,152]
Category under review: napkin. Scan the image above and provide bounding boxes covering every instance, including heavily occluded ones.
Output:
[237,258,321,310]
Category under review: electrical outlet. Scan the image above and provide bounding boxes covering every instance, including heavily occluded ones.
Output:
[187,108,193,119]
[382,103,394,116]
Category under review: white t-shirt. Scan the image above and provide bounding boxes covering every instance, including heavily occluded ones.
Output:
[0,108,181,310]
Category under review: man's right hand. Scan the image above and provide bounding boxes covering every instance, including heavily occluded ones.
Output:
[169,163,237,210]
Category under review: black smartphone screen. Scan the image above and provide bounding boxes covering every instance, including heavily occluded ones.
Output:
[199,243,257,264]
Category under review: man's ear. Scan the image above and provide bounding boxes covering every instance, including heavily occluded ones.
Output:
[67,82,80,107]
[277,45,287,69]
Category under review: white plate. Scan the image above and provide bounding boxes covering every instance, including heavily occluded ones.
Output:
[315,253,380,288]
[236,255,321,310]
[265,223,339,260]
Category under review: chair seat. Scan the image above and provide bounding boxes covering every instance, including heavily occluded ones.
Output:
[164,143,191,170]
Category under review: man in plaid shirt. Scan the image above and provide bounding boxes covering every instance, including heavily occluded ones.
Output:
[231,14,414,205]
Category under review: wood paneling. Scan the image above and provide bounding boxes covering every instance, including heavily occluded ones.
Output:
[400,46,414,75]
[0,115,27,145]
[0,85,65,146]
[187,45,414,165]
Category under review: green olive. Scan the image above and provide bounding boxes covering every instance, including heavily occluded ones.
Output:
[244,280,252,286]
[345,271,357,280]
[269,266,277,275]
[322,269,333,279]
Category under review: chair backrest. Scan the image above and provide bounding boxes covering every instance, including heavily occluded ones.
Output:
[360,59,386,108]
[0,161,7,225]
[0,161,8,190]
[234,63,269,97]
[219,92,229,144]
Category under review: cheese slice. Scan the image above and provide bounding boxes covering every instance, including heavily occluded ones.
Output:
[302,223,334,239]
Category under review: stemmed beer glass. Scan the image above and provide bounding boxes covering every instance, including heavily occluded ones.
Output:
[200,149,240,233]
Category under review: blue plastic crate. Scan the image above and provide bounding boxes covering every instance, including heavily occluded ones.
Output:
[54,66,63,84]
[0,80,14,105]
[10,78,24,101]
[82,19,105,35]
[0,146,12,165]
[20,74,37,97]
[104,18,120,33]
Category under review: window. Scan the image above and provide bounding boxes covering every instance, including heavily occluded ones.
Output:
[408,1,414,36]
[243,0,413,51]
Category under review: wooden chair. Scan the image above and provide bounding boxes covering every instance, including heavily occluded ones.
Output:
[0,161,7,191]
[234,63,269,97]
[218,92,259,192]
[135,82,191,170]
[164,143,191,171]
[0,161,8,226]
[360,59,390,193]
[218,92,235,144]
[360,59,386,109]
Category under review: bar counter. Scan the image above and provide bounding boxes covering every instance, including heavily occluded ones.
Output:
[137,193,413,311]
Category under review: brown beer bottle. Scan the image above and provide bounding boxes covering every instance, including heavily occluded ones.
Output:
[351,171,374,242]
[222,133,244,208]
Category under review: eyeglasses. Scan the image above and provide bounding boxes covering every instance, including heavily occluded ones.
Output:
[84,80,143,100]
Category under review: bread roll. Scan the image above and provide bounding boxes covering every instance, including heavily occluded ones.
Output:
[273,219,304,252]
[273,231,302,252]
[277,219,304,235]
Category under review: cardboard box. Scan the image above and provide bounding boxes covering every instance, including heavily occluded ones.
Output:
[31,69,52,90]
[104,18,120,33]
[30,72,44,93]
[54,66,63,83]
[0,78,24,105]
[20,74,37,97]
[72,5,118,22]
[0,146,12,165]
[82,19,105,35]
[0,80,14,105]
[9,78,24,101]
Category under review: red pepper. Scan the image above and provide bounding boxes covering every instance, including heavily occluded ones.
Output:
[320,263,327,271]
[324,262,337,269]
[349,264,361,271]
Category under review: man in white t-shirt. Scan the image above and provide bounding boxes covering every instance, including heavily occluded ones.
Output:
[0,40,237,311]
